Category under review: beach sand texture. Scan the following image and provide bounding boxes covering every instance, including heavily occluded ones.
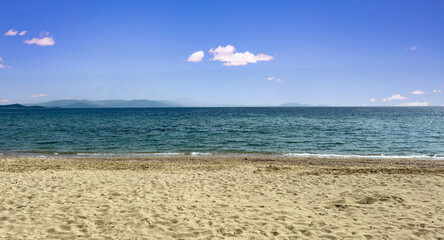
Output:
[1,156,444,239]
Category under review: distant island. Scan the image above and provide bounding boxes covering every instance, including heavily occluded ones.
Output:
[279,103,328,107]
[0,104,47,109]
[279,102,312,107]
[33,99,323,108]
[35,99,174,108]
[1,100,323,109]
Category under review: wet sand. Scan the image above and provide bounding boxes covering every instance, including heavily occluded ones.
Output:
[1,156,444,239]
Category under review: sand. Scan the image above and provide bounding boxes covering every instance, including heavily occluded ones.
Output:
[1,156,444,239]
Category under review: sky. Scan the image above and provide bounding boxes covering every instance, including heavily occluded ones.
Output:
[1,0,443,106]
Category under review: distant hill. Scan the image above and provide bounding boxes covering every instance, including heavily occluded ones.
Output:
[23,99,325,108]
[279,102,312,107]
[279,102,328,107]
[0,104,46,109]
[37,99,174,108]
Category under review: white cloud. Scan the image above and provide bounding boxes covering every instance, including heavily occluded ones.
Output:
[209,45,273,66]
[0,99,10,103]
[187,50,204,63]
[396,102,429,106]
[370,98,376,102]
[30,93,48,98]
[1,88,5,91]
[406,46,416,51]
[382,94,407,102]
[433,89,442,93]
[4,29,18,36]
[4,29,27,36]
[266,76,284,83]
[0,57,12,69]
[24,32,55,46]
[411,90,425,95]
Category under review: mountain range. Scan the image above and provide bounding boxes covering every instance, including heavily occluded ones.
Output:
[35,99,174,108]
[6,99,319,108]
[0,104,47,109]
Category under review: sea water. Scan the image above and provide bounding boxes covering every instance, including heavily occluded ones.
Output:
[0,107,443,159]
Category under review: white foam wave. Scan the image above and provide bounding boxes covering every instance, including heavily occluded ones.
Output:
[5,151,443,160]
[76,152,215,157]
[76,152,185,157]
[282,153,444,160]
[190,152,212,156]
[150,152,185,156]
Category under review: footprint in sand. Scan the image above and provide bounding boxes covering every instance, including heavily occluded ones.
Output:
[357,197,378,205]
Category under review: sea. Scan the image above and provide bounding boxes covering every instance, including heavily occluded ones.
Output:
[1,107,443,160]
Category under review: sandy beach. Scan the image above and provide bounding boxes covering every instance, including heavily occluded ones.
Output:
[1,156,443,239]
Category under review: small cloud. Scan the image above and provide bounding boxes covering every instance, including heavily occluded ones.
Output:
[24,32,55,46]
[4,29,18,36]
[411,90,425,95]
[209,45,273,66]
[0,58,11,69]
[187,50,204,63]
[30,93,48,98]
[370,98,376,102]
[433,89,442,93]
[1,88,5,91]
[382,94,407,102]
[405,46,416,51]
[19,30,27,36]
[0,99,10,103]
[396,102,429,106]
[267,76,284,83]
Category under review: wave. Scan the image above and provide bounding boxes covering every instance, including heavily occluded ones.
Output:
[76,152,185,157]
[2,151,443,160]
[75,152,444,160]
[282,153,444,160]
[190,152,212,156]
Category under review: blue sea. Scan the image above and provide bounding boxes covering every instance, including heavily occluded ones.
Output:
[1,107,443,159]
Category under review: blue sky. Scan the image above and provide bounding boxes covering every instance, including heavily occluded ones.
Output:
[1,0,443,106]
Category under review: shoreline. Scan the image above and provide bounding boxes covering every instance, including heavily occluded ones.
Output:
[2,155,444,174]
[2,151,444,161]
[1,156,444,239]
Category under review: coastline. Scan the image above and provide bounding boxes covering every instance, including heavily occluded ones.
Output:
[2,151,444,161]
[1,156,444,238]
[2,155,444,170]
